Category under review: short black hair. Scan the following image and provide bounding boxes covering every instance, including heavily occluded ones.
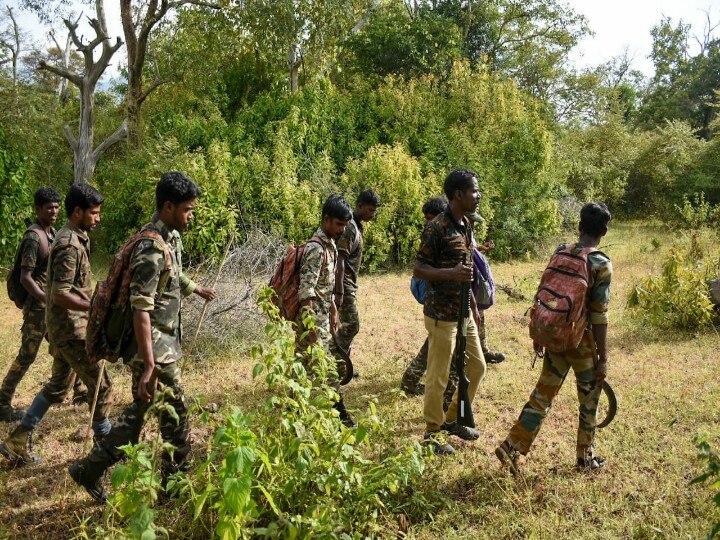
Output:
[156,171,202,211]
[422,196,448,217]
[34,187,61,208]
[443,168,478,200]
[579,202,611,236]
[356,189,381,208]
[322,194,352,221]
[65,182,105,215]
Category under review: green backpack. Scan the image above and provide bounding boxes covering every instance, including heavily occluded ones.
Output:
[6,225,50,309]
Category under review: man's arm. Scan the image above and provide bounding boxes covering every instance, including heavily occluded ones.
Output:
[20,268,46,305]
[588,255,613,384]
[592,323,608,384]
[334,253,346,309]
[413,260,472,283]
[134,309,156,402]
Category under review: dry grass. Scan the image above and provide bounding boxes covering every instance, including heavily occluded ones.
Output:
[0,221,719,539]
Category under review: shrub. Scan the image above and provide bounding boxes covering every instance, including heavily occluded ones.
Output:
[79,291,440,539]
[672,193,720,230]
[691,436,720,540]
[0,144,32,265]
[628,247,716,330]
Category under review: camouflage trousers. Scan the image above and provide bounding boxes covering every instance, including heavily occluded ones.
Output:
[332,293,359,353]
[91,360,190,474]
[0,309,87,408]
[41,340,113,423]
[504,330,602,459]
[401,311,489,398]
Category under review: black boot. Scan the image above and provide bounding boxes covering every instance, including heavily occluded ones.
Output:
[69,455,110,504]
[0,405,25,423]
[333,399,355,428]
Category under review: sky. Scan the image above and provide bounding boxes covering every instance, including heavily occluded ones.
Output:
[4,0,720,82]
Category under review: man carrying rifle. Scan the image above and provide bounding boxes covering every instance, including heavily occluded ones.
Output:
[413,169,487,455]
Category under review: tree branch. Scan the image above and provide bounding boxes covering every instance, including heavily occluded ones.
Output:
[91,119,128,163]
[63,125,78,151]
[138,78,169,105]
[39,59,82,86]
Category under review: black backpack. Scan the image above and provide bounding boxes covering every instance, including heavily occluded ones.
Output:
[6,225,50,309]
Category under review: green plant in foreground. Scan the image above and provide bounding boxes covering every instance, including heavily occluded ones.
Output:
[174,288,439,538]
[691,436,720,539]
[628,247,716,330]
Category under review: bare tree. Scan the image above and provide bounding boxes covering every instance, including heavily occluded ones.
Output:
[0,7,21,108]
[48,12,82,104]
[121,0,221,144]
[39,0,127,184]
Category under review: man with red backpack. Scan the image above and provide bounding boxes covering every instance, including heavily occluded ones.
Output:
[495,202,613,472]
[1,187,87,421]
[297,195,354,427]
[70,172,216,503]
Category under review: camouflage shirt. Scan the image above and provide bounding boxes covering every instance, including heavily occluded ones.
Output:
[46,222,92,344]
[336,215,363,295]
[125,216,198,365]
[19,222,56,311]
[415,210,475,322]
[558,243,613,326]
[298,228,337,332]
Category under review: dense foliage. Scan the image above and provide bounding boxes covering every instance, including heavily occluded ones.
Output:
[0,1,717,266]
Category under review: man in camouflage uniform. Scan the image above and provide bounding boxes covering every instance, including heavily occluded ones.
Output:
[414,170,488,455]
[496,202,613,473]
[297,195,353,427]
[70,171,217,503]
[331,189,381,378]
[0,183,113,466]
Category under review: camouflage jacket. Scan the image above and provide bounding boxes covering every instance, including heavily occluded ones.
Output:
[298,228,337,330]
[557,243,613,326]
[336,215,363,296]
[19,221,56,311]
[124,216,198,365]
[415,210,475,322]
[46,222,92,344]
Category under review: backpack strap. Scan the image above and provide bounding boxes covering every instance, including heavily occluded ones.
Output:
[26,224,50,267]
[306,235,328,268]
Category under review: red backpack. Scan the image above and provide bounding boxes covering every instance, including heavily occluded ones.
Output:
[269,236,326,321]
[86,229,171,364]
[529,244,606,353]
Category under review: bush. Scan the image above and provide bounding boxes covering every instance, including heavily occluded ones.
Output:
[0,143,32,265]
[672,193,720,230]
[628,247,716,330]
[79,291,440,539]
[691,436,720,540]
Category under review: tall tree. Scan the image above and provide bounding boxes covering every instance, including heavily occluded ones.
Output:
[39,0,127,184]
[120,0,221,143]
[0,7,22,107]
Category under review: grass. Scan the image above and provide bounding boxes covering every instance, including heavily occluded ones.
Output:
[0,221,718,539]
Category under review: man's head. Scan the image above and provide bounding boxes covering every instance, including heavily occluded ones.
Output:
[321,194,352,240]
[579,202,611,239]
[443,168,480,214]
[355,189,381,222]
[65,182,104,232]
[34,187,61,227]
[422,196,448,225]
[156,171,203,232]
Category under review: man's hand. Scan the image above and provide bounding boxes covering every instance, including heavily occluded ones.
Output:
[478,241,495,253]
[137,365,157,403]
[533,341,544,356]
[195,286,217,301]
[449,262,473,283]
[595,358,608,385]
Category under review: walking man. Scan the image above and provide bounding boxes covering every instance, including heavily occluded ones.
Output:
[70,171,216,503]
[298,195,354,427]
[0,183,113,465]
[495,202,612,472]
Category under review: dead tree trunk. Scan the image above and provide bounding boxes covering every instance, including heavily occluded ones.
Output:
[0,7,21,111]
[289,45,301,93]
[49,13,82,105]
[39,0,126,184]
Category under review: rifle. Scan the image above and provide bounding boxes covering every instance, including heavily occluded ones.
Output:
[455,253,475,428]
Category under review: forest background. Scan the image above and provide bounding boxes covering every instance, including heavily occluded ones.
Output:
[0,0,718,267]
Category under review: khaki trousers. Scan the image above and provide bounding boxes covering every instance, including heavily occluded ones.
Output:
[423,316,486,432]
